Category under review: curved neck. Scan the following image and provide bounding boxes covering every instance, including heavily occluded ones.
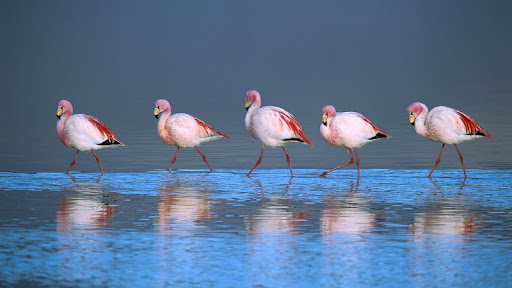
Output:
[56,111,72,145]
[158,109,171,138]
[245,101,260,132]
[414,112,429,138]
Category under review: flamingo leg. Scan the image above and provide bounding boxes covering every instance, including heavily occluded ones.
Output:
[428,144,445,178]
[454,144,467,179]
[195,147,213,172]
[282,147,294,177]
[354,149,360,177]
[167,147,180,172]
[65,150,80,175]
[247,146,265,177]
[320,149,354,177]
[91,151,104,175]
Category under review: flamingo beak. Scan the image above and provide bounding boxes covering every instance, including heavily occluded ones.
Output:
[322,114,328,126]
[154,107,160,119]
[409,114,416,126]
[245,100,251,111]
[56,107,63,119]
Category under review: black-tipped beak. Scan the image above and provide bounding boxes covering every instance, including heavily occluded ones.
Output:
[154,114,159,119]
[410,122,415,126]
[57,114,61,119]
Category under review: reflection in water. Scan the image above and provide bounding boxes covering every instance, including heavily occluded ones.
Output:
[57,176,120,232]
[408,183,480,286]
[155,180,213,287]
[56,177,122,286]
[321,180,376,236]
[320,181,378,286]
[156,181,211,234]
[245,180,311,287]
[410,182,477,239]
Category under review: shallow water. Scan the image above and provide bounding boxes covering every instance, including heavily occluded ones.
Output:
[0,170,511,287]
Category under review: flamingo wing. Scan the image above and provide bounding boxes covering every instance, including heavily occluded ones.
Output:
[194,117,231,139]
[455,110,493,140]
[270,107,313,145]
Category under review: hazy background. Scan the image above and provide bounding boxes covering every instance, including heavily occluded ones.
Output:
[1,0,511,173]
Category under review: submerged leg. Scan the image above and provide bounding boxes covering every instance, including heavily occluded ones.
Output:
[282,147,294,177]
[428,144,445,178]
[195,147,213,172]
[167,147,180,172]
[454,144,467,179]
[354,149,360,178]
[91,150,104,175]
[66,150,80,174]
[247,146,265,177]
[320,149,354,177]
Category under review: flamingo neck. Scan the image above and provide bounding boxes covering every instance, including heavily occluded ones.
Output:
[157,109,171,139]
[56,111,71,145]
[245,101,260,135]
[414,112,429,138]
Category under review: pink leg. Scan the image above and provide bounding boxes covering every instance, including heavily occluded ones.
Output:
[282,147,294,177]
[65,150,80,174]
[454,144,467,179]
[91,151,104,175]
[195,147,213,172]
[428,144,445,178]
[320,149,354,177]
[167,147,180,172]
[247,146,265,177]
[354,149,360,177]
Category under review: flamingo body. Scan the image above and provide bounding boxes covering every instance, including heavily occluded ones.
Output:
[407,102,493,178]
[244,90,312,177]
[56,100,123,174]
[154,99,230,172]
[320,105,389,177]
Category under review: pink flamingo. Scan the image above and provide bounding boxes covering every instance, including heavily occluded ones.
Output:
[244,90,313,177]
[320,105,389,177]
[154,99,230,172]
[56,100,124,175]
[407,102,493,179]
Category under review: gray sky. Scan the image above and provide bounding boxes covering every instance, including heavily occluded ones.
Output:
[1,0,511,173]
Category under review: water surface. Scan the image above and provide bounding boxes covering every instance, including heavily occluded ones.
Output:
[0,170,511,287]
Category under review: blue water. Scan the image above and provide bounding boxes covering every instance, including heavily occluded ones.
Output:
[0,170,511,287]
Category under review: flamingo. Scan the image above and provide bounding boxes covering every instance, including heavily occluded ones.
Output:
[320,105,389,177]
[407,102,493,179]
[244,90,313,177]
[56,100,124,175]
[154,99,230,172]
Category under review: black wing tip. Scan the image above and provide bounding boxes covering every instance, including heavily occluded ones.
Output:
[98,139,123,146]
[283,138,305,143]
[369,132,388,140]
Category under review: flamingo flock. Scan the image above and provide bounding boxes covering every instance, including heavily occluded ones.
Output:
[56,92,493,179]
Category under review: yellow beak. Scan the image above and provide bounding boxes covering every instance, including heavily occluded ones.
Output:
[154,107,160,118]
[245,100,251,110]
[322,114,328,125]
[409,114,416,124]
[56,108,63,119]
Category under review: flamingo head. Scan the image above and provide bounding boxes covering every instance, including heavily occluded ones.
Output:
[321,105,336,126]
[407,102,427,126]
[154,99,171,119]
[56,100,73,119]
[245,90,261,111]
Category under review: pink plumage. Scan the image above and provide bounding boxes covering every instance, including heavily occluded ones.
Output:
[154,99,230,172]
[56,100,124,175]
[244,90,313,177]
[407,102,493,179]
[320,105,389,177]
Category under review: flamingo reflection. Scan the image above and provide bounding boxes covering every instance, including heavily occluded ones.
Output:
[156,182,211,234]
[57,177,120,232]
[321,181,376,237]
